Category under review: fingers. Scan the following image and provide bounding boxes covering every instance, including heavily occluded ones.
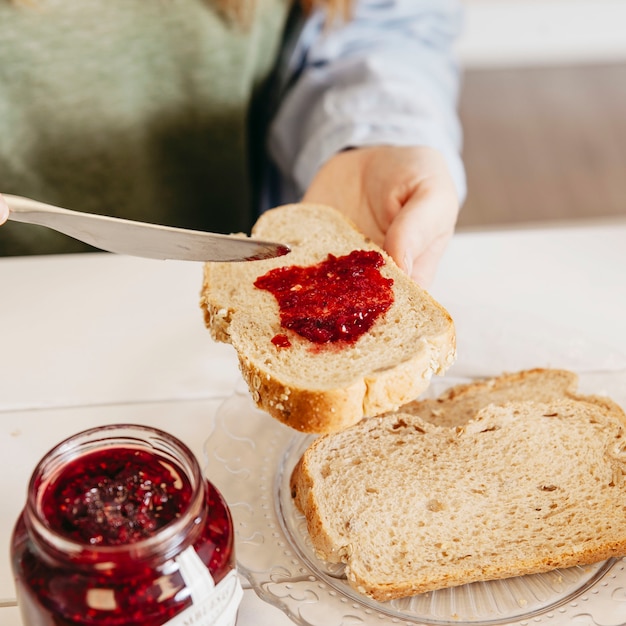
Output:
[0,194,8,225]
[407,231,453,288]
[384,183,458,289]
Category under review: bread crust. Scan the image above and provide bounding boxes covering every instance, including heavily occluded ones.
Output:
[400,367,626,428]
[200,203,456,433]
[350,540,626,600]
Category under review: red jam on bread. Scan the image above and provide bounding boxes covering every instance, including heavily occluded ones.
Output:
[254,250,394,345]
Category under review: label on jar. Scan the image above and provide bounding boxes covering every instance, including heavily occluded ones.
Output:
[164,547,243,626]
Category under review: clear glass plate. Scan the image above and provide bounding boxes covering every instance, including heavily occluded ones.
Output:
[203,371,626,626]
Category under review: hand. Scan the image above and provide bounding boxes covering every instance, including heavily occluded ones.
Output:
[302,146,460,288]
[0,194,8,225]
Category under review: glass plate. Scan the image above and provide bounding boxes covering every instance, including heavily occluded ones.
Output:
[203,371,626,626]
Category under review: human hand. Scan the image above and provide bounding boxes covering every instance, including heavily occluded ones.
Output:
[0,194,8,225]
[302,146,460,288]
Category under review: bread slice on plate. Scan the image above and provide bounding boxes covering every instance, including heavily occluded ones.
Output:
[200,203,456,433]
[400,367,626,427]
[291,390,626,600]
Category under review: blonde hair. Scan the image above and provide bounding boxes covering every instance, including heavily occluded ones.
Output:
[9,1,354,23]
[302,0,353,21]
[216,0,353,25]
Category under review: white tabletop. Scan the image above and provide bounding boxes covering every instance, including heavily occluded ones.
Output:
[1,218,626,625]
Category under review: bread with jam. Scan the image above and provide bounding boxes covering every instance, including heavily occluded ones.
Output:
[199,203,456,433]
[290,371,626,599]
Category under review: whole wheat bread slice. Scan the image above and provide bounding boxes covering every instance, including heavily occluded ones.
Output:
[400,368,626,427]
[291,396,626,600]
[200,204,456,433]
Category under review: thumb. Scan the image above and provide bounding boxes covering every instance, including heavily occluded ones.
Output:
[383,187,457,289]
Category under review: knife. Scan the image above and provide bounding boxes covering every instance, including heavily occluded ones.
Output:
[4,194,291,262]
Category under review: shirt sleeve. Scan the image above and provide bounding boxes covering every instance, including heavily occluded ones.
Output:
[266,0,466,207]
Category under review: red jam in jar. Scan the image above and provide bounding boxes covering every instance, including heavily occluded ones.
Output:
[11,424,242,625]
[254,249,394,345]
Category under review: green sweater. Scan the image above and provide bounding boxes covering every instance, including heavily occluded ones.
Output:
[0,0,290,254]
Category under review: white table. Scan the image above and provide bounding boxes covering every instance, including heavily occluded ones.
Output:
[1,218,626,625]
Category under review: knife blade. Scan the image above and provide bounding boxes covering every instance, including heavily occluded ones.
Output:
[4,194,290,262]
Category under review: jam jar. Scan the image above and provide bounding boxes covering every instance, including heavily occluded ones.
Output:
[11,424,242,625]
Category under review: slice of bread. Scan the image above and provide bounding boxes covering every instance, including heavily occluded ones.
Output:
[291,395,626,600]
[200,203,456,433]
[400,368,626,427]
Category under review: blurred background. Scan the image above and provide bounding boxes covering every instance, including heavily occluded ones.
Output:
[455,0,626,229]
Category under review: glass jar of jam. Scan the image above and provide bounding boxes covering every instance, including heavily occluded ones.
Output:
[11,424,242,626]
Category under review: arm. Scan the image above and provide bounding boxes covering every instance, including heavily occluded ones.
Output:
[268,0,465,286]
